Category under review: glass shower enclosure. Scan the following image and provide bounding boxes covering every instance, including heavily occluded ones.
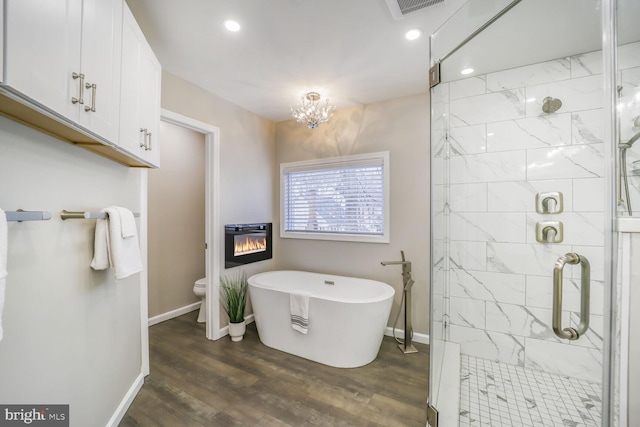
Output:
[428,0,640,425]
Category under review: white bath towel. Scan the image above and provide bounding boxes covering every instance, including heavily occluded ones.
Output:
[90,207,143,280]
[0,209,7,341]
[290,291,310,334]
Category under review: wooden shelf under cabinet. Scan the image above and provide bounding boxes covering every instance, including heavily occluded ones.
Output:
[0,89,154,168]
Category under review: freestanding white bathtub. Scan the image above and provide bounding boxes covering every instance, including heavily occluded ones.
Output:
[248,270,395,368]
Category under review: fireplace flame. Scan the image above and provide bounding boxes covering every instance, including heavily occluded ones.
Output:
[234,235,267,256]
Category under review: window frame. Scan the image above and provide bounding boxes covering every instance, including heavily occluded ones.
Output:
[279,151,390,243]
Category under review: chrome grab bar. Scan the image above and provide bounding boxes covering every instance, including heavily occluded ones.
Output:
[553,253,590,340]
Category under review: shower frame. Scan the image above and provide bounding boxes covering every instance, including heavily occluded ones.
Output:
[427,0,624,425]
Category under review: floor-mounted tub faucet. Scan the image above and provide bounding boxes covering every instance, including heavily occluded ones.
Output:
[381,250,418,354]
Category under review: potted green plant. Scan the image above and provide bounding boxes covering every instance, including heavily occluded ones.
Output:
[219,271,248,342]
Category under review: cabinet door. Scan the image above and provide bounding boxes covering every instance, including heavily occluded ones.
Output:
[138,42,162,167]
[78,0,122,142]
[119,4,161,167]
[118,5,144,157]
[4,0,82,121]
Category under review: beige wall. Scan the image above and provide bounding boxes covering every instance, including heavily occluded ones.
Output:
[0,116,142,426]
[160,71,277,326]
[147,121,206,318]
[274,93,431,334]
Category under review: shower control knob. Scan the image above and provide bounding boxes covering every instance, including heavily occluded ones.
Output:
[535,192,563,214]
[536,221,563,244]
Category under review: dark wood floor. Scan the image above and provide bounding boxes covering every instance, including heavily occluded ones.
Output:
[120,311,429,426]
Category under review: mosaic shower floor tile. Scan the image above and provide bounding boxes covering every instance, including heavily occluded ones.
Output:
[459,355,602,427]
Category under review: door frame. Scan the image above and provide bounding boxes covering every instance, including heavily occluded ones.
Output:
[159,109,222,341]
[140,109,222,373]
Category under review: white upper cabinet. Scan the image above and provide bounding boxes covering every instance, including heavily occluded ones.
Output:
[119,4,161,167]
[3,0,122,143]
[4,0,83,121]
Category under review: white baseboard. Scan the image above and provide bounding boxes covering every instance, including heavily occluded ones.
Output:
[148,302,201,326]
[385,327,429,345]
[106,372,144,427]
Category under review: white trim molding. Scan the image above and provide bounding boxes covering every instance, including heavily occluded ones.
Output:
[106,373,144,427]
[139,170,150,376]
[384,327,429,345]
[148,302,202,327]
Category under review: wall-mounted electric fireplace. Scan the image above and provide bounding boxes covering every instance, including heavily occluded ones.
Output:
[225,223,272,268]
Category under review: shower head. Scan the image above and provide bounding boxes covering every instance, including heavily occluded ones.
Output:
[542,97,562,114]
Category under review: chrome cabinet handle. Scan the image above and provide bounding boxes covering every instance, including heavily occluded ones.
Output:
[84,83,97,112]
[146,131,152,151]
[140,128,148,149]
[552,253,590,340]
[71,72,85,105]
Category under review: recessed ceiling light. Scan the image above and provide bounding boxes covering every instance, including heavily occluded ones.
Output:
[405,29,422,41]
[224,20,241,32]
[460,68,474,75]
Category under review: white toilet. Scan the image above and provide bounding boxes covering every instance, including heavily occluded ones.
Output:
[193,278,207,323]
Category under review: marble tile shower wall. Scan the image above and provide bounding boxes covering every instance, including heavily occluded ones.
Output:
[431,42,640,383]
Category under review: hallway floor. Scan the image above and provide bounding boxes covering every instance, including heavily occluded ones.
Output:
[120,311,429,426]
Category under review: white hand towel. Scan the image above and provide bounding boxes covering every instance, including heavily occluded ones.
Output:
[90,209,112,271]
[0,209,8,341]
[290,291,310,334]
[116,206,136,238]
[90,206,143,280]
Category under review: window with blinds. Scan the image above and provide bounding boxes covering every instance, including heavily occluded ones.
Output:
[280,152,390,243]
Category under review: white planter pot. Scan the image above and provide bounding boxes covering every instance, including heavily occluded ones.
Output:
[228,320,246,342]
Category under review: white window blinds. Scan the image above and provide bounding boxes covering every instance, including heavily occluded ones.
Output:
[281,152,389,242]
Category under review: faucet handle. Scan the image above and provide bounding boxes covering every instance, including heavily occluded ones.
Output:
[404,278,415,291]
[535,221,563,243]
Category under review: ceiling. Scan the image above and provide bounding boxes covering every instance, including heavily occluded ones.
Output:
[125,0,467,122]
[126,0,640,123]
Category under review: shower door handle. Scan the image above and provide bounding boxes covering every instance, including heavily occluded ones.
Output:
[552,253,590,340]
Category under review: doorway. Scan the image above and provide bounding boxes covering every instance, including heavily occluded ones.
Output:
[147,121,206,323]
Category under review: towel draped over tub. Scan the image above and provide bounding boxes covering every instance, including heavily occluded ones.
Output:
[290,291,310,334]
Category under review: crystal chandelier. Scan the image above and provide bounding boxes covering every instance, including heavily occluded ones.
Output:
[290,92,336,129]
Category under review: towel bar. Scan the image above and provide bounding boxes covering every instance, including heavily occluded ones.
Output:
[61,210,141,220]
[4,210,52,222]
